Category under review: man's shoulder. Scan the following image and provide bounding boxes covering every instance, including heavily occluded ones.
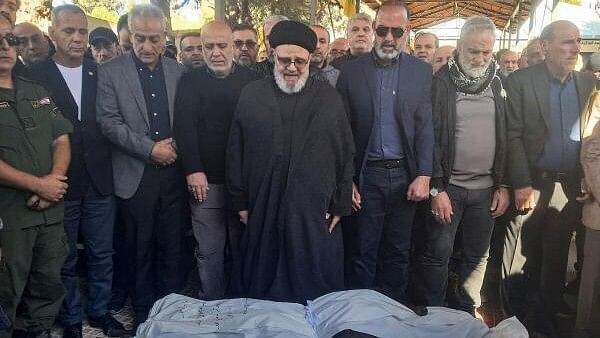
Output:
[507,62,544,83]
[99,53,130,73]
[236,64,262,81]
[14,75,51,96]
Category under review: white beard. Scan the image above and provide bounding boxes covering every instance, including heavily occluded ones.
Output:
[458,53,489,78]
[274,68,309,94]
[207,60,233,77]
[375,45,400,60]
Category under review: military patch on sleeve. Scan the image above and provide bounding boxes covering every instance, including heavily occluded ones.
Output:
[31,97,52,109]
[50,107,63,118]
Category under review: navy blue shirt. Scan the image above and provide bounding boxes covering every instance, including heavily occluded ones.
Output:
[367,52,404,161]
[537,73,581,173]
[133,54,171,141]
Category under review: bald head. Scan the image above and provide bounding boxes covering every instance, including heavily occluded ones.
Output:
[432,45,454,73]
[201,21,234,78]
[328,37,348,63]
[13,22,51,66]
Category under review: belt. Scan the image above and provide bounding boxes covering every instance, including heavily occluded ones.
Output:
[366,159,405,169]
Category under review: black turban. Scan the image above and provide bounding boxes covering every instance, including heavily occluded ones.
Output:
[268,21,317,53]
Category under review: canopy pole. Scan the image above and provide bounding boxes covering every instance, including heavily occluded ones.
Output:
[356,0,361,13]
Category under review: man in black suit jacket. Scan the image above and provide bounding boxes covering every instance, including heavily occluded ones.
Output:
[502,20,596,334]
[336,1,433,304]
[27,5,125,338]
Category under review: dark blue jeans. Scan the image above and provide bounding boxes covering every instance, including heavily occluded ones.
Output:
[345,163,415,302]
[415,185,494,312]
[60,188,115,325]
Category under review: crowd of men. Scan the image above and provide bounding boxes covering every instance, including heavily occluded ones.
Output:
[1,0,600,337]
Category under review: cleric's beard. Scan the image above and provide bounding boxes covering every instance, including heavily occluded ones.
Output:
[458,53,489,78]
[274,68,309,94]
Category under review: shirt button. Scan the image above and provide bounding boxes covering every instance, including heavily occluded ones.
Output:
[150,75,153,78]
[151,93,156,97]
[155,132,159,135]
[153,113,157,116]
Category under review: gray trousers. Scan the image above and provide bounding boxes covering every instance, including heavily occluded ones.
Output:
[189,184,239,300]
[575,227,600,338]
[501,176,580,320]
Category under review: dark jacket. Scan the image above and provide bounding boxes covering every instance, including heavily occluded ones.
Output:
[430,65,508,191]
[506,62,596,188]
[336,52,434,183]
[27,58,113,200]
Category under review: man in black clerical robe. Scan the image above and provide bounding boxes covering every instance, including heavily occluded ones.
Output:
[227,21,354,303]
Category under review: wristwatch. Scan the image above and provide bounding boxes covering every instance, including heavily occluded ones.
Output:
[430,188,440,197]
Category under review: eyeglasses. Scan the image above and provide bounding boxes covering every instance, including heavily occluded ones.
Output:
[375,26,405,38]
[0,33,24,47]
[234,39,257,49]
[275,55,309,69]
[16,34,43,47]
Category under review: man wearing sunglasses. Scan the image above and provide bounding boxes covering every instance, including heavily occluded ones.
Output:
[227,20,354,303]
[13,22,51,67]
[0,14,73,338]
[337,0,433,308]
[178,31,204,69]
[232,24,258,67]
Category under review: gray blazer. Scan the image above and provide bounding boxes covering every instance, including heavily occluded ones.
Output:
[96,54,185,199]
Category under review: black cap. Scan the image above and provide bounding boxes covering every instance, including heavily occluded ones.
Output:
[89,27,118,46]
[268,21,317,53]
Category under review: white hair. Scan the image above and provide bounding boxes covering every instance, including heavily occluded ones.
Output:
[263,15,289,31]
[128,4,166,32]
[459,16,496,41]
[346,13,372,35]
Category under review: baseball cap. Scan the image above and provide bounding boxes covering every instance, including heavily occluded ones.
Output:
[89,27,118,46]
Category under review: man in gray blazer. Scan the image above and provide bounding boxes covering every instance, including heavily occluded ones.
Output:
[96,4,187,327]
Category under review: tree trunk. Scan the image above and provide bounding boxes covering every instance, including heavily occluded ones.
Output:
[240,0,251,24]
[150,0,172,33]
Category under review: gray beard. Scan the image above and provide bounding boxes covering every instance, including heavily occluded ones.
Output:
[375,45,400,60]
[274,68,309,94]
[458,53,489,78]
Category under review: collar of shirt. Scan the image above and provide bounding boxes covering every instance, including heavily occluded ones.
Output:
[544,62,574,86]
[132,52,162,72]
[371,49,401,68]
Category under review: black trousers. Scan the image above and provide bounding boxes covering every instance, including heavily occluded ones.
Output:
[501,173,581,322]
[415,185,494,312]
[118,164,188,320]
[345,162,415,302]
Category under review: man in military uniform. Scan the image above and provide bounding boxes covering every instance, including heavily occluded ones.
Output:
[0,15,72,338]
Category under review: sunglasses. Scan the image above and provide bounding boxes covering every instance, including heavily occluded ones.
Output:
[375,26,405,38]
[0,33,24,47]
[275,55,309,69]
[234,39,257,49]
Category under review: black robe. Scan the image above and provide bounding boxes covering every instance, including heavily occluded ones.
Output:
[227,77,354,303]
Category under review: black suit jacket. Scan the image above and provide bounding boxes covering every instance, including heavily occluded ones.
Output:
[336,52,434,183]
[27,58,113,200]
[506,62,596,189]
